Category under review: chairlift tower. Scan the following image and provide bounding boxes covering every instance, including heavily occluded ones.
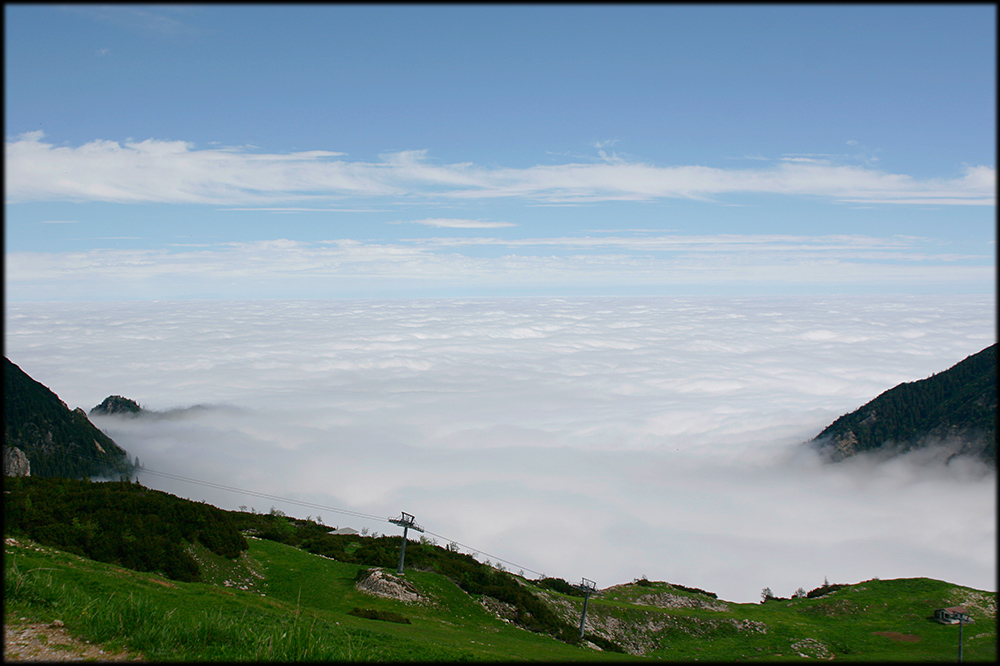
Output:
[958,614,964,663]
[575,577,597,640]
[388,511,424,574]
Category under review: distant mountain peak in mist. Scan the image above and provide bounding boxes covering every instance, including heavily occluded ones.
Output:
[90,395,144,417]
[812,344,996,465]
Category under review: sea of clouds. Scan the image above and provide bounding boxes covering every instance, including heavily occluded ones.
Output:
[4,294,995,603]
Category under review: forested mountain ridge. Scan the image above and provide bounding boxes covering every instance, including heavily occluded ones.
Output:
[3,357,134,479]
[812,344,997,464]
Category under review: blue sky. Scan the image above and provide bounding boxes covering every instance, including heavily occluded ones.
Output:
[5,4,996,300]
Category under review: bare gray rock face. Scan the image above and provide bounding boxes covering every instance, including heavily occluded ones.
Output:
[354,568,429,604]
[4,446,30,476]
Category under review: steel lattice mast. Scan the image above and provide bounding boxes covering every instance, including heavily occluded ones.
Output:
[388,511,424,574]
[575,577,597,640]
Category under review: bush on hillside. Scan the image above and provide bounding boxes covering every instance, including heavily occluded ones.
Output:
[347,607,411,624]
[535,577,586,596]
[4,476,247,582]
[806,583,845,598]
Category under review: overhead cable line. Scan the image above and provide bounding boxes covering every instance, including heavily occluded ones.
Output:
[143,466,548,579]
[422,528,547,579]
[136,467,389,524]
[25,448,389,524]
[26,448,549,581]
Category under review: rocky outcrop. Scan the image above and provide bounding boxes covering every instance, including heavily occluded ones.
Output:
[535,586,766,656]
[355,568,429,605]
[479,595,518,623]
[4,446,30,476]
[632,590,730,612]
[586,612,767,656]
[825,430,858,461]
[599,580,727,611]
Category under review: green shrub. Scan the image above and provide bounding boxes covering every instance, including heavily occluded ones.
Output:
[535,577,585,597]
[807,582,846,598]
[347,607,411,624]
[670,582,718,599]
[584,632,625,653]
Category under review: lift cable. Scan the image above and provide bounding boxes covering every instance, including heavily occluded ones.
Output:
[135,467,389,524]
[26,449,549,581]
[421,528,547,579]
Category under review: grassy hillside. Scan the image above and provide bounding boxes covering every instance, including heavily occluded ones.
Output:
[586,577,996,660]
[4,534,631,661]
[5,532,995,661]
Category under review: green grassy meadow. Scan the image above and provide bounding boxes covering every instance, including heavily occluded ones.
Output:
[5,533,996,661]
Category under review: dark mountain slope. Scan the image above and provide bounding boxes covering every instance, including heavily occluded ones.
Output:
[4,357,134,478]
[812,344,996,464]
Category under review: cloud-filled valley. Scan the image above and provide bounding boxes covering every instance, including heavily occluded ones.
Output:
[4,295,995,603]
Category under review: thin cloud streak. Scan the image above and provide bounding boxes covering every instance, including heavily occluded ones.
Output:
[4,296,995,603]
[6,132,995,206]
[390,218,518,229]
[406,233,935,252]
[5,235,993,301]
[64,5,204,38]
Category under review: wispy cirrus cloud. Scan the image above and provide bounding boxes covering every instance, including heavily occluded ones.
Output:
[63,5,206,38]
[218,207,390,213]
[5,234,993,302]
[6,132,995,207]
[389,218,517,229]
[403,233,931,253]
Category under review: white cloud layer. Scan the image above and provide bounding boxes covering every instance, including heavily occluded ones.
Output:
[5,235,993,301]
[4,295,995,603]
[6,132,995,206]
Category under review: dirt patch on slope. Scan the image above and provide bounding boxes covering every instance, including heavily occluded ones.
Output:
[4,618,143,661]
